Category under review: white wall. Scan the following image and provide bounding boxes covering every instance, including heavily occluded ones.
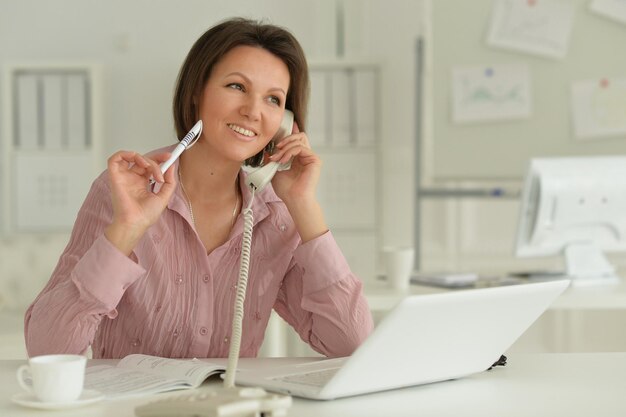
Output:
[359,0,423,249]
[2,1,624,359]
[0,0,424,313]
[0,0,341,156]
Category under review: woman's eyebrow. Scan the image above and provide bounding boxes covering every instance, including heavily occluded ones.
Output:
[225,71,286,96]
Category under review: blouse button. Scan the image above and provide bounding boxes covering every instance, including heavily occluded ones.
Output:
[224,337,229,344]
[203,274,209,283]
[130,338,141,347]
[199,327,208,336]
[173,329,180,337]
[175,274,183,284]
[155,305,162,313]
[279,223,287,232]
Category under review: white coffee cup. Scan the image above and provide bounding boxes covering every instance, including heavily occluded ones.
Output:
[16,354,86,403]
[383,246,415,292]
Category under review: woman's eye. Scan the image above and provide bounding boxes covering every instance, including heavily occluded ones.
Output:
[227,83,244,91]
[268,96,281,106]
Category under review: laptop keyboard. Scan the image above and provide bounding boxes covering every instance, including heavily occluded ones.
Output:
[272,367,340,387]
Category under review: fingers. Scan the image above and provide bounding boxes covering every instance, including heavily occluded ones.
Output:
[107,150,141,171]
[134,156,164,183]
[108,151,169,184]
[270,132,314,164]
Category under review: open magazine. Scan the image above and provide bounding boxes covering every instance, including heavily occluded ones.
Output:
[84,354,225,399]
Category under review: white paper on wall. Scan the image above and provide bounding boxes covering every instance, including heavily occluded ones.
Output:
[571,77,626,139]
[452,64,531,123]
[590,0,626,25]
[487,0,576,59]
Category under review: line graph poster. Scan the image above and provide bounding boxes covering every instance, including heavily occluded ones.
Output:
[487,0,576,59]
[452,64,531,123]
[571,77,626,139]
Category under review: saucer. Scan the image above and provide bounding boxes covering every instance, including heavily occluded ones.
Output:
[11,389,105,410]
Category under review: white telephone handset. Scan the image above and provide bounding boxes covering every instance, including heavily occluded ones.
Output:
[245,109,294,192]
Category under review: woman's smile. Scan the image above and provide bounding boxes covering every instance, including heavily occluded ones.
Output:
[227,123,258,141]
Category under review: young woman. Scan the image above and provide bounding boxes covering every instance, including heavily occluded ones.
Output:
[25,18,373,359]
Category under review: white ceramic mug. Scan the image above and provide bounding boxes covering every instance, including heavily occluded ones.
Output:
[383,246,415,292]
[16,354,86,403]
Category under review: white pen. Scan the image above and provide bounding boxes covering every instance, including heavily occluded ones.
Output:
[149,120,203,186]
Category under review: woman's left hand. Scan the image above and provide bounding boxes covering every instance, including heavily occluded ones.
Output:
[269,122,321,205]
[270,123,329,242]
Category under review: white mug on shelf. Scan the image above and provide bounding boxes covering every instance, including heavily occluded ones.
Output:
[383,246,415,292]
[16,354,86,403]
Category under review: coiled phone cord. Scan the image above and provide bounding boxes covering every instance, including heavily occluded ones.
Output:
[223,186,256,388]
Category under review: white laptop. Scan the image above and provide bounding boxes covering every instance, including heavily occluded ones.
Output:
[235,280,569,400]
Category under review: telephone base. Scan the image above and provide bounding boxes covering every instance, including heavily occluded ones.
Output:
[134,386,292,417]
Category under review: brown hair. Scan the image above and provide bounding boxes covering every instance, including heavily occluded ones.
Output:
[173,17,309,166]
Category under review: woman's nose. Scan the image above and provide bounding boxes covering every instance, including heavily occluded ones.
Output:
[240,97,262,120]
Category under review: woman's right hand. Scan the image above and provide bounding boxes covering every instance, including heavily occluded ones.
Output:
[104,151,176,256]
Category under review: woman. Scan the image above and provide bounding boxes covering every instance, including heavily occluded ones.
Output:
[25,18,373,359]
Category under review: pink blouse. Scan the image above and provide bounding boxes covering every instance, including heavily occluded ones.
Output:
[24,162,374,359]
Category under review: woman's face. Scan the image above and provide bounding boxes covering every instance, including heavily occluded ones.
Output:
[197,45,290,164]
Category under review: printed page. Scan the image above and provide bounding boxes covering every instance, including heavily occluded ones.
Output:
[85,365,187,399]
[85,355,225,399]
[117,355,224,386]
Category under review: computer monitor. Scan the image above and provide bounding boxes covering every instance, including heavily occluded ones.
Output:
[514,156,626,286]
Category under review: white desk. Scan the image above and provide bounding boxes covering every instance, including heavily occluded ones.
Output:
[365,279,626,312]
[364,280,626,353]
[1,354,626,417]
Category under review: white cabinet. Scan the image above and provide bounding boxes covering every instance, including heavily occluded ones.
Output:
[309,60,381,284]
[2,64,102,234]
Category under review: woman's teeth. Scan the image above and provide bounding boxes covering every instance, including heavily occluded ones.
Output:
[228,124,255,137]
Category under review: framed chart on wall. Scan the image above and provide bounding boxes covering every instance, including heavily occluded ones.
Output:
[423,0,626,182]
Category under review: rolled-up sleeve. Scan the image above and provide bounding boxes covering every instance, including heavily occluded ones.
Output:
[24,174,145,357]
[274,231,374,357]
